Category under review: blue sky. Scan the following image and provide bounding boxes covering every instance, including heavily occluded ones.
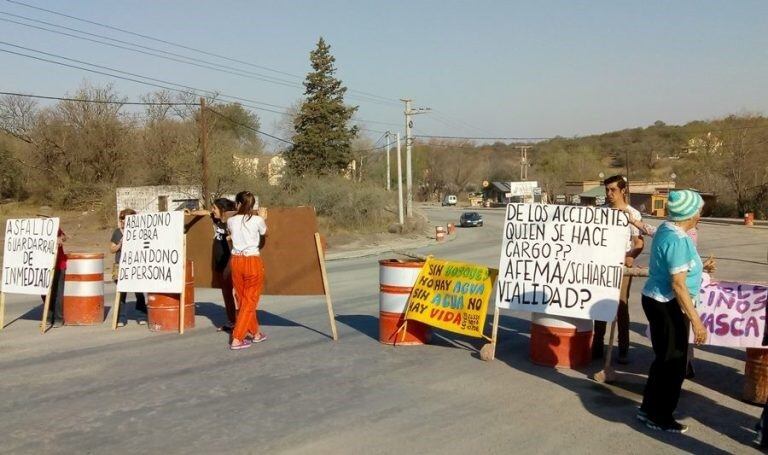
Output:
[2,0,767,148]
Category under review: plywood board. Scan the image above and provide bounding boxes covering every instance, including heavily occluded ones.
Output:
[260,207,325,296]
[185,208,325,296]
[184,215,218,288]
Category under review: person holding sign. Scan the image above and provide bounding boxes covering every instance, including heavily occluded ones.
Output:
[110,209,147,326]
[227,191,268,350]
[38,207,67,328]
[592,175,644,364]
[623,208,716,378]
[188,198,238,331]
[638,190,707,434]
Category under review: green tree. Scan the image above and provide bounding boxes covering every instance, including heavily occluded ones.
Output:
[288,37,359,175]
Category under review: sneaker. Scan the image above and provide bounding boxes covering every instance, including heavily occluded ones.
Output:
[230,339,252,350]
[117,319,127,328]
[52,320,65,328]
[137,319,147,326]
[645,419,688,434]
[252,333,268,343]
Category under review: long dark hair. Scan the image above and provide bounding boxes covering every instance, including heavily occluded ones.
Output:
[212,198,235,221]
[235,191,256,221]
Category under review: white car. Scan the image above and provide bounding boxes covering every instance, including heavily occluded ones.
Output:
[442,195,457,206]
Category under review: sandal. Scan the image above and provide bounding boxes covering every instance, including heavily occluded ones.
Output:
[252,333,268,343]
[230,339,252,350]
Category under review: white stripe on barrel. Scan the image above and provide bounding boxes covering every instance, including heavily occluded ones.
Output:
[65,257,104,275]
[64,281,105,297]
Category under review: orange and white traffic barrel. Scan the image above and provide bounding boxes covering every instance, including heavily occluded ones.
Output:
[529,313,593,368]
[148,260,195,332]
[447,223,456,235]
[379,259,430,345]
[63,253,105,325]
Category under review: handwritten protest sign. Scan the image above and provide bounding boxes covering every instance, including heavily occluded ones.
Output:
[116,211,184,294]
[496,203,628,322]
[2,218,60,295]
[695,280,768,348]
[405,258,494,337]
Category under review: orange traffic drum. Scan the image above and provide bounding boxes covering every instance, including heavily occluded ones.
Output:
[63,253,105,325]
[147,260,195,332]
[744,348,768,404]
[529,314,593,368]
[378,259,430,345]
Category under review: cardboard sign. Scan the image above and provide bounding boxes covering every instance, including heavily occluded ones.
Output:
[1,218,60,295]
[117,211,185,293]
[184,207,325,295]
[405,258,494,338]
[260,207,325,296]
[496,203,628,322]
[695,280,768,348]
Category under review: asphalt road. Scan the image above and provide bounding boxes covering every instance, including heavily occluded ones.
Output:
[2,205,768,454]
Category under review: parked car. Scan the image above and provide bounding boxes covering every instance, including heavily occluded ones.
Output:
[459,212,483,227]
[442,195,458,206]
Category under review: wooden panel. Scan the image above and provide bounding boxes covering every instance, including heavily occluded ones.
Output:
[185,208,324,296]
[260,207,325,296]
[184,215,218,288]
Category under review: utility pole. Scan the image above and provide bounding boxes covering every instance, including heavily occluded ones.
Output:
[519,146,531,181]
[199,97,209,209]
[396,132,404,225]
[401,98,430,218]
[385,131,391,191]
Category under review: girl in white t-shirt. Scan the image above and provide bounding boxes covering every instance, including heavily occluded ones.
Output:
[226,191,268,350]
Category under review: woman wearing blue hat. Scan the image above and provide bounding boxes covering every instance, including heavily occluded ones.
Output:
[637,189,708,434]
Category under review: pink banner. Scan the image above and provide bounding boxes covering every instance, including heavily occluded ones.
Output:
[696,281,768,348]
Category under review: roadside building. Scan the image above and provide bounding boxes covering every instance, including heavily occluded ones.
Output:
[116,185,202,219]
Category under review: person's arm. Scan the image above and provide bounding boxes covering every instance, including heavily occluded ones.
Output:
[109,230,122,254]
[671,271,707,344]
[628,218,657,237]
[186,209,211,217]
[110,241,121,254]
[625,235,644,267]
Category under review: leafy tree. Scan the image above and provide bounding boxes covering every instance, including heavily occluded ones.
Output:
[288,37,358,175]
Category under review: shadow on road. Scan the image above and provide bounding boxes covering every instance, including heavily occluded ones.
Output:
[336,314,378,341]
[492,313,757,453]
[195,301,332,339]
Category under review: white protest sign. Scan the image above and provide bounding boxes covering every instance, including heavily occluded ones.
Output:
[508,181,538,197]
[116,211,185,294]
[496,203,628,322]
[2,218,60,295]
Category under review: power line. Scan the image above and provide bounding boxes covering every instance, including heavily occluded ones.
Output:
[0,41,290,114]
[5,0,401,105]
[206,107,293,145]
[413,133,552,141]
[0,12,402,108]
[0,39,401,127]
[0,13,302,89]
[0,90,197,105]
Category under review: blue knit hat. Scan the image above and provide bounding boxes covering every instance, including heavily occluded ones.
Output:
[667,190,704,221]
